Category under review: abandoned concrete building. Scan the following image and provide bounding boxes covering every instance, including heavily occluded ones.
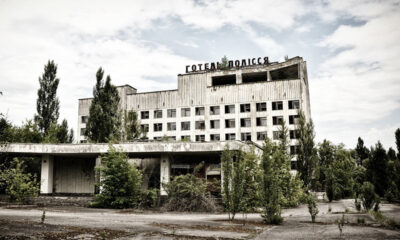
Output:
[2,56,311,196]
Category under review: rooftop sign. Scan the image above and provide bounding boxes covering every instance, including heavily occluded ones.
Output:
[185,57,269,73]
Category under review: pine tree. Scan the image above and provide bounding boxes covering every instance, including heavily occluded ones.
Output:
[395,128,400,160]
[85,68,121,143]
[355,137,370,166]
[366,142,389,197]
[35,60,60,135]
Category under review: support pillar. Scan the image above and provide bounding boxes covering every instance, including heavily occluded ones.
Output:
[40,154,54,194]
[267,71,272,81]
[95,156,102,193]
[160,154,170,196]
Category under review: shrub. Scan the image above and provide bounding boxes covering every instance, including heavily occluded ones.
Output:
[360,181,378,211]
[307,193,319,223]
[357,217,365,224]
[90,145,142,209]
[140,188,160,209]
[0,158,39,204]
[354,198,361,212]
[162,163,218,212]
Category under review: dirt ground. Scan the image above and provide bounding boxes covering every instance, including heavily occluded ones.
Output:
[0,199,399,239]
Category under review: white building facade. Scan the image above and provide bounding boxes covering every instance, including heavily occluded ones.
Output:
[78,56,311,169]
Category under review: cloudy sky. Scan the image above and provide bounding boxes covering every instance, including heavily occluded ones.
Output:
[0,0,399,149]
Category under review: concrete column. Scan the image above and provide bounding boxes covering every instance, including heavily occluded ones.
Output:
[94,156,102,193]
[40,154,54,194]
[160,154,170,196]
[267,71,272,81]
[236,72,242,84]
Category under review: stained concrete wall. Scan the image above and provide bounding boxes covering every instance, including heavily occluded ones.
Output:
[53,157,96,194]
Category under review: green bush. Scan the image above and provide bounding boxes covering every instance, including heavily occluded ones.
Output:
[90,145,142,209]
[140,188,160,209]
[307,193,319,223]
[360,181,379,211]
[0,158,39,204]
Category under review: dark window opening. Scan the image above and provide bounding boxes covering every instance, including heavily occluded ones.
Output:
[256,102,267,111]
[289,100,300,109]
[212,75,236,86]
[225,133,236,140]
[273,116,284,125]
[240,103,251,112]
[242,71,267,83]
[290,130,300,139]
[141,111,149,119]
[270,64,299,81]
[272,101,283,110]
[291,161,297,170]
[210,134,220,141]
[241,132,252,141]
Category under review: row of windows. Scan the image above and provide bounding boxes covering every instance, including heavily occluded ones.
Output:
[139,100,300,120]
[140,115,299,133]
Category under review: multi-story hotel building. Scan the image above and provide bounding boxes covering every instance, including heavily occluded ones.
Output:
[78,56,311,168]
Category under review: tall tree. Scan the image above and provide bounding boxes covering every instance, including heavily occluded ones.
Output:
[355,137,370,166]
[317,139,335,190]
[296,110,317,190]
[366,142,389,197]
[35,60,60,135]
[122,110,142,141]
[395,128,400,160]
[85,68,121,143]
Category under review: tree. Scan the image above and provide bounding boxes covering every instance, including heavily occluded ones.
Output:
[360,181,379,211]
[43,119,73,143]
[122,110,142,141]
[317,140,335,191]
[296,110,317,190]
[90,145,142,208]
[261,138,283,224]
[85,68,121,143]
[35,60,60,135]
[355,137,370,166]
[396,128,400,160]
[366,142,389,197]
[219,56,229,70]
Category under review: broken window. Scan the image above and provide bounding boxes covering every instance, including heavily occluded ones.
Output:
[289,100,300,109]
[290,130,300,139]
[210,134,220,141]
[257,132,268,141]
[195,121,205,130]
[154,110,163,119]
[256,117,267,127]
[272,101,283,110]
[195,107,205,116]
[181,135,190,141]
[140,124,149,133]
[80,128,86,136]
[289,115,299,125]
[290,145,300,155]
[225,119,235,128]
[153,123,162,132]
[240,103,251,113]
[291,161,297,170]
[181,108,191,117]
[273,116,284,125]
[167,122,176,131]
[210,120,220,129]
[210,106,220,115]
[195,135,205,142]
[141,111,149,119]
[241,132,252,141]
[270,64,299,81]
[225,105,235,114]
[256,102,267,112]
[81,116,88,124]
[167,109,176,118]
[240,118,251,127]
[181,122,190,131]
[273,131,283,140]
[167,136,176,141]
[225,133,236,140]
[242,71,267,83]
[212,74,236,86]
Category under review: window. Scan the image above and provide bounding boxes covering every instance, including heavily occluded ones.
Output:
[154,123,162,132]
[225,133,236,140]
[181,135,190,141]
[212,74,236,86]
[225,105,235,114]
[167,136,176,141]
[256,117,267,126]
[195,121,205,130]
[167,122,176,131]
[240,103,250,112]
[289,100,300,109]
[272,101,283,110]
[141,124,149,133]
[290,130,299,139]
[257,132,268,141]
[240,118,251,127]
[181,121,190,131]
[210,120,220,129]
[210,106,220,115]
[289,115,299,125]
[181,108,191,117]
[154,110,163,119]
[270,64,299,81]
[195,135,205,142]
[273,131,282,140]
[81,116,88,123]
[273,116,283,125]
[167,109,176,118]
[141,111,149,119]
[256,102,267,112]
[241,132,252,141]
[291,161,297,170]
[242,71,267,83]
[153,137,162,140]
[80,128,86,136]
[80,140,87,143]
[210,134,220,141]
[225,119,235,128]
[195,107,205,116]
[290,145,300,155]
